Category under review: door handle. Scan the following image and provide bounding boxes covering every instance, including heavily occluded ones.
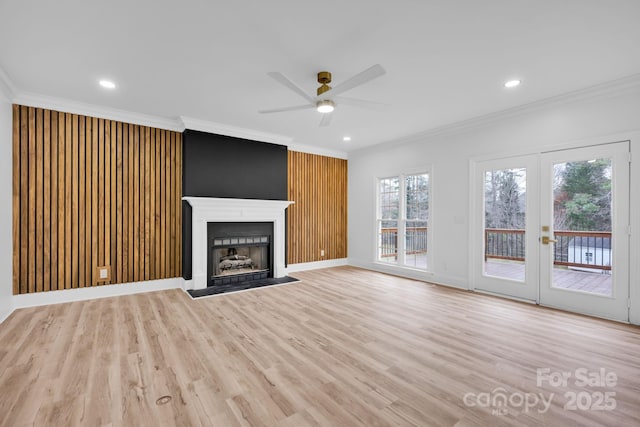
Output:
[541,236,558,245]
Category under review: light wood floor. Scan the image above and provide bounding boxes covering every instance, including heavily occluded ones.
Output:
[1,266,639,426]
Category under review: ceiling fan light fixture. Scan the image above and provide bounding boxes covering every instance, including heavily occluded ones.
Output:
[504,79,521,88]
[316,99,335,113]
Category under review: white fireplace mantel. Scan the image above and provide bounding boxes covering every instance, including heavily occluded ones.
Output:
[183,197,294,290]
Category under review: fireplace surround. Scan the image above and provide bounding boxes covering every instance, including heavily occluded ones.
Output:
[182,197,293,290]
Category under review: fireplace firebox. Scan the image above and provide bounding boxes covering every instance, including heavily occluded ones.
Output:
[207,222,273,286]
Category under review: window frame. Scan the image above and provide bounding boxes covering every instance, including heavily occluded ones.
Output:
[375,168,432,271]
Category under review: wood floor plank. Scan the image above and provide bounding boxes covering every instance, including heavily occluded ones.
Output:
[0,266,639,426]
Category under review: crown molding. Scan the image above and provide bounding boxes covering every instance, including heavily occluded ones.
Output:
[180,116,348,159]
[180,116,293,146]
[0,66,16,101]
[355,72,640,155]
[287,142,348,159]
[12,92,184,131]
[8,92,347,159]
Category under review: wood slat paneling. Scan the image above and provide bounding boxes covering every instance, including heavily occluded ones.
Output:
[96,119,103,280]
[58,112,66,289]
[127,124,134,282]
[28,107,36,294]
[50,111,58,291]
[19,107,29,294]
[116,122,123,284]
[122,123,129,282]
[71,114,79,289]
[132,125,140,282]
[287,151,347,264]
[12,105,182,294]
[78,116,85,288]
[149,128,155,280]
[12,105,20,295]
[91,117,98,286]
[84,117,92,287]
[153,130,160,279]
[36,108,43,293]
[160,130,166,278]
[144,127,151,280]
[64,113,72,289]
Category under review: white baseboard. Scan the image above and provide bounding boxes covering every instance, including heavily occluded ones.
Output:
[286,258,348,273]
[0,307,13,324]
[348,259,469,290]
[349,259,433,282]
[12,278,185,309]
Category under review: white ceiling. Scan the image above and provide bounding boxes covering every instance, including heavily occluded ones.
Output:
[1,0,639,153]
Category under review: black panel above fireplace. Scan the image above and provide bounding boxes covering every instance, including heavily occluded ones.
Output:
[207,222,274,287]
[182,129,287,200]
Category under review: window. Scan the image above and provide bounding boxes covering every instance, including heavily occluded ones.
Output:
[377,172,430,269]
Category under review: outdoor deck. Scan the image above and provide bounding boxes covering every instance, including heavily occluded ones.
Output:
[380,227,613,296]
[485,260,612,295]
[379,227,612,295]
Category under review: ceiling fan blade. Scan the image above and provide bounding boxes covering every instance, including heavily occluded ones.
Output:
[267,72,315,103]
[258,104,315,114]
[319,113,333,127]
[317,64,386,99]
[334,96,390,111]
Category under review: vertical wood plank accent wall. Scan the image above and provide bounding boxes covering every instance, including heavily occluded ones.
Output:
[287,151,347,264]
[12,105,182,294]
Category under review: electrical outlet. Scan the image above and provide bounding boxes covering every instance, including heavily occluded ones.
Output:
[96,266,111,282]
[320,249,325,257]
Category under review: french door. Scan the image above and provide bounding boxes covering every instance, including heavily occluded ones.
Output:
[473,155,539,301]
[473,142,630,321]
[539,142,629,321]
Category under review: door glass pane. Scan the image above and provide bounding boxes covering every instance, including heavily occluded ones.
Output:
[551,158,612,296]
[378,177,399,263]
[484,168,526,281]
[404,174,429,269]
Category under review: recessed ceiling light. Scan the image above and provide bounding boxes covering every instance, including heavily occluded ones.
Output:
[343,136,351,142]
[99,79,116,89]
[504,79,521,88]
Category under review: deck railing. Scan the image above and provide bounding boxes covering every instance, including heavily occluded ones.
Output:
[381,227,612,271]
[485,228,612,271]
[380,227,427,259]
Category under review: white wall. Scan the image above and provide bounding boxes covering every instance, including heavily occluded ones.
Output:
[348,81,640,324]
[0,87,14,322]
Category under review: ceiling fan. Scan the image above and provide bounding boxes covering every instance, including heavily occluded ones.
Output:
[259,64,388,127]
